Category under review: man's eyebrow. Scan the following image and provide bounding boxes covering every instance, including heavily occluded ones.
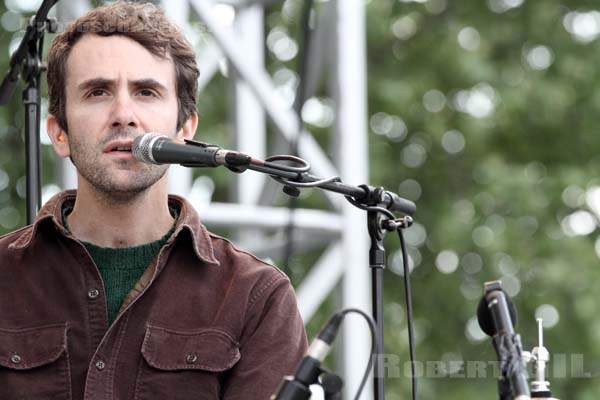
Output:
[130,79,168,93]
[77,78,113,92]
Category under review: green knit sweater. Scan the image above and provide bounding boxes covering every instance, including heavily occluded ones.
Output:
[63,206,177,325]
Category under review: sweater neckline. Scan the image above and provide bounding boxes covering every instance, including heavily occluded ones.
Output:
[61,205,178,251]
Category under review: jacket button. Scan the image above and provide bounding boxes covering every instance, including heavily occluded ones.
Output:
[186,354,197,364]
[95,360,106,371]
[10,354,21,364]
[88,289,100,299]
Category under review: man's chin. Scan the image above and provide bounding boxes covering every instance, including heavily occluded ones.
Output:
[101,176,162,194]
[76,164,168,199]
[90,184,151,204]
[81,176,163,201]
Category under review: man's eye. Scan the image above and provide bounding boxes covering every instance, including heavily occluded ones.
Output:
[139,89,157,97]
[89,89,107,97]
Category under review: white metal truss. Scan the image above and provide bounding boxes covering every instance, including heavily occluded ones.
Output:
[57,1,372,398]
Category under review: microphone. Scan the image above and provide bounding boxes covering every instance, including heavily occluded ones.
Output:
[477,284,518,337]
[477,281,530,400]
[132,133,252,168]
[272,313,344,400]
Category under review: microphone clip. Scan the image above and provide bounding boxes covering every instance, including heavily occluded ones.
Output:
[183,138,219,149]
[181,138,251,172]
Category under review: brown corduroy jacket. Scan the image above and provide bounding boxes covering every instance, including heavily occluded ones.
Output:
[0,190,307,399]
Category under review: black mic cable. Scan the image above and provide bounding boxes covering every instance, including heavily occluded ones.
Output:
[398,228,417,400]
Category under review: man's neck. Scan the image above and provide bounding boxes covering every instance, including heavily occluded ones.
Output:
[66,180,175,248]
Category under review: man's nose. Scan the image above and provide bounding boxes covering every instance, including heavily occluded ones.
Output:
[110,93,139,129]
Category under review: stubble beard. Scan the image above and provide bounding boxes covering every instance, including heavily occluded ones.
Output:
[69,131,170,205]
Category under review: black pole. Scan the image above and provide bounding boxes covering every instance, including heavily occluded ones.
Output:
[368,201,387,400]
[0,0,59,224]
[23,80,42,224]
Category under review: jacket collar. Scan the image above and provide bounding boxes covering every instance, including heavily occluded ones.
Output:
[8,190,220,267]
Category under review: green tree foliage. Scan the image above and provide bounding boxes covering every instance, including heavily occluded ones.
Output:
[1,0,600,399]
[365,0,600,399]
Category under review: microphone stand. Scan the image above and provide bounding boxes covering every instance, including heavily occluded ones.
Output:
[181,142,417,400]
[367,187,396,400]
[0,0,59,224]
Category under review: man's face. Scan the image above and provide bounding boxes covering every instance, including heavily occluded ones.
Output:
[55,34,184,198]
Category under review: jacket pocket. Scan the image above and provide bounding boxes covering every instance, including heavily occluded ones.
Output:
[134,325,240,399]
[0,323,71,400]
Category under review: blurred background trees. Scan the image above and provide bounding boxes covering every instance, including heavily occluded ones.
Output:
[2,0,600,398]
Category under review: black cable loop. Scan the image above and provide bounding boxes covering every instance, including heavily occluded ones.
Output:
[264,155,311,173]
[344,195,396,220]
[339,308,378,400]
[270,175,341,188]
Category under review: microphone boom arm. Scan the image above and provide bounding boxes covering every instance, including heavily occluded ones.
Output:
[206,152,417,217]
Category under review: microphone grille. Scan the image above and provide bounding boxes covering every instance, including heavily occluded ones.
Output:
[133,133,162,164]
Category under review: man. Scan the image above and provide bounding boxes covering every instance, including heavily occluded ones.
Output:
[0,2,307,399]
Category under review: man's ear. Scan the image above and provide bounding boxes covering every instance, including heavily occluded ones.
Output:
[178,112,198,141]
[47,115,71,158]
